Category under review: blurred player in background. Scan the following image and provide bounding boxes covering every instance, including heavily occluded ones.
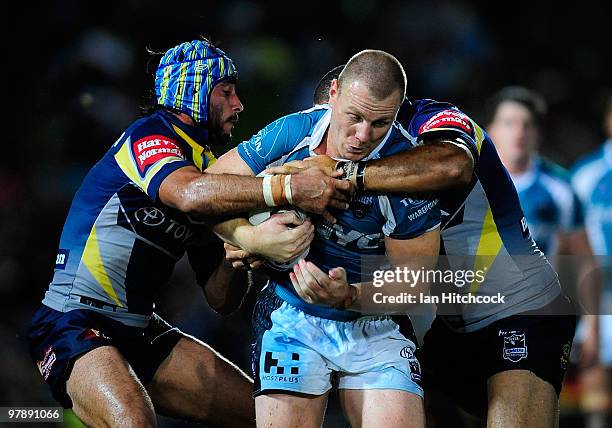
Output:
[209,49,440,428]
[571,94,612,428]
[277,65,577,427]
[486,87,589,256]
[27,39,351,427]
[487,85,602,426]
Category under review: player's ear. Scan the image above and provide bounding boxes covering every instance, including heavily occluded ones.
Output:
[329,79,339,106]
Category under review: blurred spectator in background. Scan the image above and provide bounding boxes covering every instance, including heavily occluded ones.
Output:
[571,94,612,428]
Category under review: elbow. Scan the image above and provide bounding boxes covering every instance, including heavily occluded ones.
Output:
[175,179,213,216]
[446,152,474,187]
[202,285,240,315]
[177,190,200,216]
[209,302,240,316]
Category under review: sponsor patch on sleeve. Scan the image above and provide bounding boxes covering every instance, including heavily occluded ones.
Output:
[418,110,473,136]
[132,135,185,173]
[55,249,69,270]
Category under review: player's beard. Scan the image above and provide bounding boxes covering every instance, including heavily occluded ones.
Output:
[207,103,234,146]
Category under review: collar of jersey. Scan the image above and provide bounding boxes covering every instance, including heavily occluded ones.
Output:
[156,110,216,171]
[510,156,538,192]
[307,106,395,162]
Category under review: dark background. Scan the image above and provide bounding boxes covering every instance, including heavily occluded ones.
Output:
[1,1,610,426]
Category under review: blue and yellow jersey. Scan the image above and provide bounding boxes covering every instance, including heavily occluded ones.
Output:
[511,158,583,255]
[43,110,222,327]
[398,99,561,332]
[238,105,440,320]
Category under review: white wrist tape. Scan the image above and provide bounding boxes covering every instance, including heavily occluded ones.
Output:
[262,175,276,207]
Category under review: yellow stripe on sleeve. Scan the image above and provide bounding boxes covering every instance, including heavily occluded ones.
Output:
[473,122,485,154]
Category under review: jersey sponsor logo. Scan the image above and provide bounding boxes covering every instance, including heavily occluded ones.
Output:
[317,222,383,251]
[401,200,438,222]
[129,204,194,245]
[37,346,57,381]
[261,351,300,383]
[250,118,284,157]
[132,135,184,173]
[135,207,166,227]
[520,216,531,239]
[55,249,69,270]
[419,110,473,135]
[500,330,528,362]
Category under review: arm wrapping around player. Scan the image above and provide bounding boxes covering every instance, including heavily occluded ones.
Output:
[363,139,474,193]
[159,161,351,219]
[267,139,473,195]
[160,166,269,216]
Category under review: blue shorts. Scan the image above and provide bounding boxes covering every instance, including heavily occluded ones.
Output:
[27,305,184,408]
[251,286,423,398]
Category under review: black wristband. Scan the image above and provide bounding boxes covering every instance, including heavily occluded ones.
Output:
[355,162,366,191]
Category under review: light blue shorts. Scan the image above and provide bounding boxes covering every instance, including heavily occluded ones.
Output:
[251,286,423,397]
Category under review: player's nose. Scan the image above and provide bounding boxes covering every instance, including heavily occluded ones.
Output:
[231,93,244,113]
[355,122,371,143]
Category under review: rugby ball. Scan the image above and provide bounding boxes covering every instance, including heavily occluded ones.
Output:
[248,207,309,271]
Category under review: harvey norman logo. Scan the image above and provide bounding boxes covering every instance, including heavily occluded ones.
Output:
[132,135,184,173]
[419,110,473,135]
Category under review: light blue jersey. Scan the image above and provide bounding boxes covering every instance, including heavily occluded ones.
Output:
[238,105,440,321]
[571,140,612,259]
[512,158,583,255]
[571,140,612,364]
[244,105,436,397]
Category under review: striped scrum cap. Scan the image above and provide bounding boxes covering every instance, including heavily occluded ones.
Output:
[155,40,237,124]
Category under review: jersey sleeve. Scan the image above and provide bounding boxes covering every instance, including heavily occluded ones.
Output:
[377,194,441,239]
[409,100,480,162]
[113,126,192,201]
[237,112,315,174]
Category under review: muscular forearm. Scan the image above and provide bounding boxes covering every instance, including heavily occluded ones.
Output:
[164,173,267,216]
[203,259,250,314]
[363,141,473,193]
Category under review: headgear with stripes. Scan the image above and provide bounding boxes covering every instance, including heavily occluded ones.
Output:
[155,39,237,125]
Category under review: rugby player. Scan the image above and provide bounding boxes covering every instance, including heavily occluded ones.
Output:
[208,50,440,428]
[27,39,351,427]
[571,95,612,425]
[282,67,577,427]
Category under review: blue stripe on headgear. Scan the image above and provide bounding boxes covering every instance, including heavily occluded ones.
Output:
[155,40,237,124]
